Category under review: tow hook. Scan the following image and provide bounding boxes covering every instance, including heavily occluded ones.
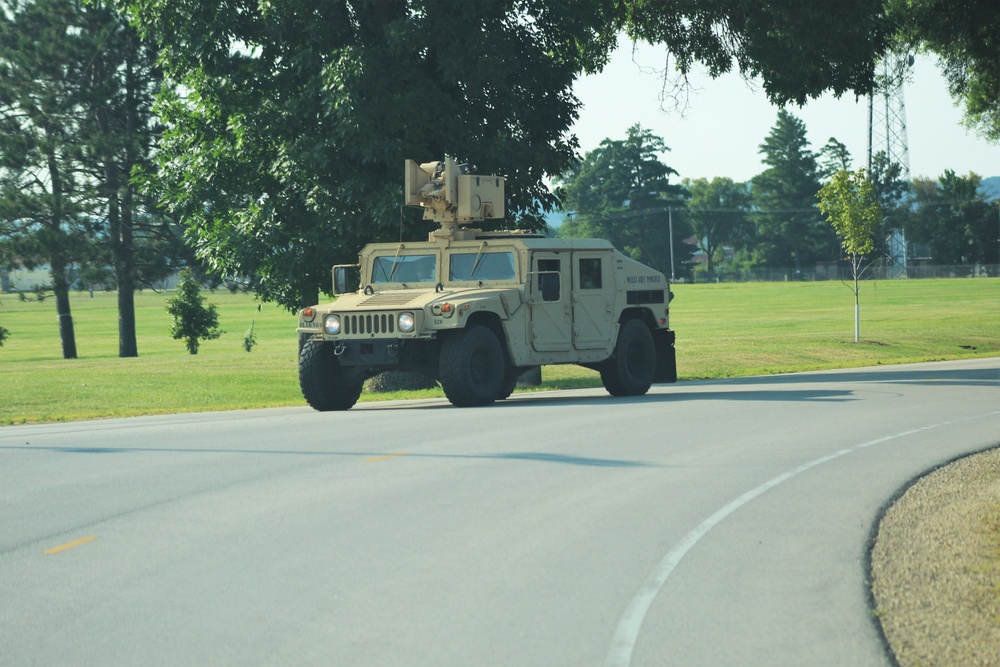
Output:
[387,343,399,357]
[333,342,347,356]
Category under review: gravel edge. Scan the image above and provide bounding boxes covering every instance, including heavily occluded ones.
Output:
[868,445,1000,667]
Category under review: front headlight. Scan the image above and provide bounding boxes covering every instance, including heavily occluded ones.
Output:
[398,312,415,333]
[324,314,341,335]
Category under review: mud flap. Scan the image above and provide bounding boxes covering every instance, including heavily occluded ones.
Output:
[653,329,677,384]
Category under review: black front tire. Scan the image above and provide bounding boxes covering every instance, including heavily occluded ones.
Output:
[600,319,656,397]
[299,338,364,411]
[439,325,505,407]
[497,367,521,400]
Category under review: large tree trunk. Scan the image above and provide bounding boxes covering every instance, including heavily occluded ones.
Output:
[105,162,139,358]
[50,252,77,360]
[116,277,138,357]
[117,31,140,357]
[109,188,138,357]
[45,135,77,360]
[101,30,140,358]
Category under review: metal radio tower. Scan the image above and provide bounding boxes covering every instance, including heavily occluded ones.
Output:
[867,54,914,278]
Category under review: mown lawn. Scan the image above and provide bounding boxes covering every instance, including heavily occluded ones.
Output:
[0,278,997,424]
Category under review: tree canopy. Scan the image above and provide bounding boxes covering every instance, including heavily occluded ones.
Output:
[558,124,692,278]
[0,0,179,358]
[623,0,891,105]
[818,169,882,259]
[908,171,1000,265]
[684,177,752,279]
[750,109,837,273]
[117,0,621,309]
[889,0,1000,141]
[0,0,94,358]
[111,0,905,308]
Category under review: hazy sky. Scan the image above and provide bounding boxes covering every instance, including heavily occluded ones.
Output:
[571,38,1000,183]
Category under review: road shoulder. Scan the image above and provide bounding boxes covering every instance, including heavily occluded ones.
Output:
[870,446,1000,666]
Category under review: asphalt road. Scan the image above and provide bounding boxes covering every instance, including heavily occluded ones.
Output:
[2,358,998,667]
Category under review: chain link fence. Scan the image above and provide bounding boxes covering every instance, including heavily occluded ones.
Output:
[688,263,1000,283]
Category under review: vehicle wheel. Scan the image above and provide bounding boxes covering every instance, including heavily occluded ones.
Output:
[600,319,656,397]
[439,325,504,407]
[497,367,520,400]
[299,338,364,411]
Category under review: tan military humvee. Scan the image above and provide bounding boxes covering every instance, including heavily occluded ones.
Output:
[296,158,676,409]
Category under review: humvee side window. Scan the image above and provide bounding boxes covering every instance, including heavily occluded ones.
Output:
[537,258,561,301]
[537,259,560,286]
[449,252,516,281]
[371,254,437,283]
[578,258,602,289]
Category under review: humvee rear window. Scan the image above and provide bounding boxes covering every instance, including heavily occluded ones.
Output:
[371,254,437,283]
[449,252,516,281]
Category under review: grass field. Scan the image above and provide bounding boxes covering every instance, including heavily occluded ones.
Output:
[0,278,997,424]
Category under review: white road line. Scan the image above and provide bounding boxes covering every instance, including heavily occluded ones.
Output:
[604,411,1000,667]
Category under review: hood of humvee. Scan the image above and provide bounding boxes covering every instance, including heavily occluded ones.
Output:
[331,287,512,311]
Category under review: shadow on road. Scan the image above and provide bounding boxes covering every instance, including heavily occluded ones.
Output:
[356,385,861,411]
[2,445,654,468]
[718,365,999,388]
[356,362,997,413]
[497,387,859,409]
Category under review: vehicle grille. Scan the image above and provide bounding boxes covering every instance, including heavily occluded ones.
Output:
[343,312,395,336]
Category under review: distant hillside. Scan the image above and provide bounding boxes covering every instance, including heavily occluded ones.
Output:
[980,176,1000,201]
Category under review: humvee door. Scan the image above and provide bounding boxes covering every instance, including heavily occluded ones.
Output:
[529,253,571,352]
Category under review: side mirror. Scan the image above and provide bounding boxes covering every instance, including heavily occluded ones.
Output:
[333,265,359,295]
[540,273,560,302]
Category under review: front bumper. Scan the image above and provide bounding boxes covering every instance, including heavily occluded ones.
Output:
[329,338,404,366]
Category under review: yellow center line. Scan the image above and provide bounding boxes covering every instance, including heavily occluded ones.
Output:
[43,536,98,555]
[365,452,408,463]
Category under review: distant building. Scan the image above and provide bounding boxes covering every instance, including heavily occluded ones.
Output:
[1,263,52,293]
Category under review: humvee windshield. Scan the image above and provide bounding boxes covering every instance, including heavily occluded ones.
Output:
[449,251,516,281]
[371,254,437,284]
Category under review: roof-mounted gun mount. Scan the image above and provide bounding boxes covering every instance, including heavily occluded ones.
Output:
[405,157,505,232]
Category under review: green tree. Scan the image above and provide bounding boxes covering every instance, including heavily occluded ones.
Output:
[684,177,752,280]
[818,138,852,179]
[817,169,882,342]
[908,171,1000,265]
[558,124,692,278]
[624,0,892,105]
[116,0,620,311]
[751,109,837,274]
[166,268,223,354]
[77,0,166,357]
[889,0,1000,141]
[0,0,174,359]
[114,0,898,311]
[0,0,93,359]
